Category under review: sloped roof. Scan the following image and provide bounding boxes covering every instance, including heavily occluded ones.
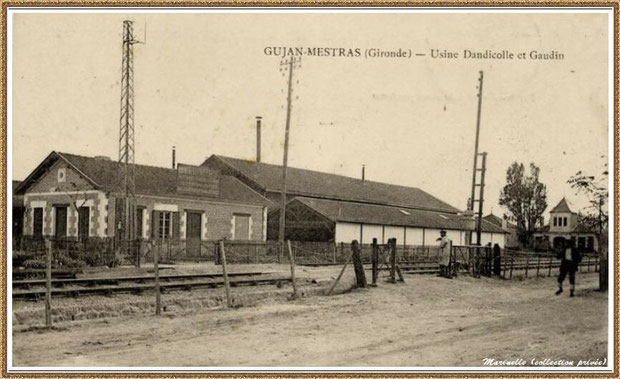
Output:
[288,197,505,233]
[17,152,271,206]
[483,213,517,229]
[550,198,573,213]
[204,155,460,213]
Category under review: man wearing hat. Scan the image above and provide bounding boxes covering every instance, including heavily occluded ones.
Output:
[437,230,453,278]
[556,237,582,297]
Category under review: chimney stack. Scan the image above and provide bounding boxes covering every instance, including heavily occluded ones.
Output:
[172,146,176,169]
[362,164,366,181]
[256,116,262,162]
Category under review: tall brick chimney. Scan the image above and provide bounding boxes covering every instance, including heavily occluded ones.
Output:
[172,146,176,169]
[256,116,262,162]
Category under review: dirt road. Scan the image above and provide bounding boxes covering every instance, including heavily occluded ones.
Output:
[13,272,607,368]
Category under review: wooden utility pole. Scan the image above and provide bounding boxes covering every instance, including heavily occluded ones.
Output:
[278,56,302,259]
[475,152,487,245]
[469,71,484,245]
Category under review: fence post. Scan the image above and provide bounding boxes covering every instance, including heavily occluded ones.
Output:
[351,240,367,288]
[587,256,591,272]
[371,238,378,286]
[219,240,232,308]
[548,256,553,277]
[154,243,161,316]
[389,238,397,283]
[287,240,298,299]
[45,239,53,328]
[502,253,507,279]
[524,254,529,278]
[509,256,514,279]
[594,255,598,272]
[536,255,541,277]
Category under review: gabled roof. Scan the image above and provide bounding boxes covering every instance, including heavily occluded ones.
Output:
[550,198,574,213]
[16,152,271,206]
[203,155,460,214]
[284,197,505,233]
[483,213,517,229]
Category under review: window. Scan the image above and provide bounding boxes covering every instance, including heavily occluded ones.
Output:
[57,168,66,183]
[553,217,557,227]
[159,211,172,239]
[563,217,568,227]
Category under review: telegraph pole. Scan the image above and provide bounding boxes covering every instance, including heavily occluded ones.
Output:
[469,71,484,245]
[476,152,487,245]
[278,55,302,256]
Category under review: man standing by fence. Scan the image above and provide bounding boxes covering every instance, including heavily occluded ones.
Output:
[437,230,452,278]
[556,238,581,297]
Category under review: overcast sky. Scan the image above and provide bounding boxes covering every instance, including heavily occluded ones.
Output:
[11,11,611,221]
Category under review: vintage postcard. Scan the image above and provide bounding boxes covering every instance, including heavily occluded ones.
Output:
[3,5,617,376]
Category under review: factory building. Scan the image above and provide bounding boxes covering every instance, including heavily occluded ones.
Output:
[201,155,506,247]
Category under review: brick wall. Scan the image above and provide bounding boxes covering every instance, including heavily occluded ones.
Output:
[23,192,105,238]
[29,159,93,194]
[107,194,266,241]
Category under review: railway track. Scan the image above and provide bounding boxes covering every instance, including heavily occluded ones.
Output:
[12,272,292,300]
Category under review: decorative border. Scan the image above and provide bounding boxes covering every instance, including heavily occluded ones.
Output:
[0,2,617,378]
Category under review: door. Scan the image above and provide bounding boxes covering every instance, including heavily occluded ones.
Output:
[136,208,144,239]
[186,212,202,257]
[55,206,68,239]
[78,206,90,242]
[33,208,43,239]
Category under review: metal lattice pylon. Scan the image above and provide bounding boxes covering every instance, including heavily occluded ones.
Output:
[118,20,139,243]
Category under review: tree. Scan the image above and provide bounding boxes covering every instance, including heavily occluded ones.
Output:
[499,162,548,248]
[568,159,608,291]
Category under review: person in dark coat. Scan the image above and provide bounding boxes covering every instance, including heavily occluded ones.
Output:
[556,238,582,297]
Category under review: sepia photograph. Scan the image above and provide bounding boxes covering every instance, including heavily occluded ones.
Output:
[4,6,616,374]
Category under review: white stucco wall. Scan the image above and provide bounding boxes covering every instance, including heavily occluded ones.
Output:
[361,224,383,245]
[335,222,361,243]
[384,226,404,245]
[405,227,424,245]
[480,232,506,248]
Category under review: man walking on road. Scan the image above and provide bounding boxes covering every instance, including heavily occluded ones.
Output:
[556,238,581,297]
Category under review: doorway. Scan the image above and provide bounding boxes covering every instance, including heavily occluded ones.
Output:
[55,206,68,239]
[186,212,202,257]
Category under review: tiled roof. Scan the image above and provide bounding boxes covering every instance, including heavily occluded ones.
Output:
[290,197,505,233]
[17,152,271,206]
[204,155,460,213]
[483,213,517,229]
[550,198,573,213]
